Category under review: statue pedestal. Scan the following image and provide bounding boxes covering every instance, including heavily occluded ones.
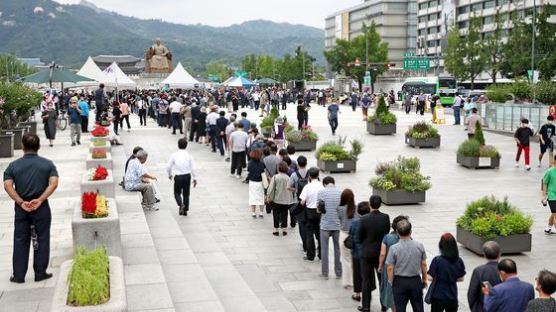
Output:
[137,73,170,89]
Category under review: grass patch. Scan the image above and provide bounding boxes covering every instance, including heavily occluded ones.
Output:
[67,246,109,306]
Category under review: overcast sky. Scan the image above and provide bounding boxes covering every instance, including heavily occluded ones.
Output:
[54,0,362,29]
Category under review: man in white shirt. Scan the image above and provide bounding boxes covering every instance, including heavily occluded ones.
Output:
[169,97,183,135]
[299,167,324,261]
[166,138,197,216]
[206,105,220,153]
[229,122,249,179]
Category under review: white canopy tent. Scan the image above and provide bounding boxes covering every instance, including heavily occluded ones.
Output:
[102,62,137,88]
[160,62,200,89]
[76,56,106,85]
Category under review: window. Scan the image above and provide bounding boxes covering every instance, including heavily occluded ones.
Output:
[387,2,408,11]
[458,21,469,29]
[429,13,437,21]
[484,1,495,9]
[458,6,469,14]
[419,2,428,10]
[419,16,427,23]
[418,29,426,36]
[428,27,437,34]
[483,16,494,24]
[497,0,510,5]
[471,3,483,11]
[429,0,438,7]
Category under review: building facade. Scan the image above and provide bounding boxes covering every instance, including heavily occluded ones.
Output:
[325,0,418,69]
[92,55,144,76]
[417,0,556,77]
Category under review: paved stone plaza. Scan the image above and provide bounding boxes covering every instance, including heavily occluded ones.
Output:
[0,104,555,312]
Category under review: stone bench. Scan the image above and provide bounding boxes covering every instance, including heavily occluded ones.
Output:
[72,198,122,257]
[86,152,113,170]
[81,169,115,198]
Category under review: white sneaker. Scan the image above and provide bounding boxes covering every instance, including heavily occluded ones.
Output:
[236,175,242,179]
[526,165,531,171]
[515,162,519,167]
[546,226,553,234]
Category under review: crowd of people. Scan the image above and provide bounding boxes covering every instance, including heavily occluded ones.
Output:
[12,83,554,312]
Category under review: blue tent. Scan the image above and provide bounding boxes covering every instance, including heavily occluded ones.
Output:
[225,76,255,87]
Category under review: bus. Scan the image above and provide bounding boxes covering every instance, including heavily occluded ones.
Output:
[400,76,458,106]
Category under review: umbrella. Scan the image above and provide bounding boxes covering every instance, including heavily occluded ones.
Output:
[257,78,279,85]
[18,64,93,87]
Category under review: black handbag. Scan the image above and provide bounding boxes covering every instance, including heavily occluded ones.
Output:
[343,235,354,249]
[289,202,304,216]
[424,278,436,304]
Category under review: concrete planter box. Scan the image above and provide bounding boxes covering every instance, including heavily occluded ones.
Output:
[367,122,396,135]
[81,170,115,198]
[372,188,426,205]
[0,133,14,158]
[18,121,37,134]
[262,128,272,138]
[317,159,356,173]
[405,136,441,148]
[89,141,112,153]
[456,226,532,255]
[72,198,122,257]
[287,139,317,151]
[50,256,127,312]
[86,152,113,170]
[457,154,500,169]
[91,136,109,143]
[1,127,27,150]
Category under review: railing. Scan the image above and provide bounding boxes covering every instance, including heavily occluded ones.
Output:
[477,102,550,132]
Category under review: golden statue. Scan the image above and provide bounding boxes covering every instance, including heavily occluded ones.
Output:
[145,38,172,73]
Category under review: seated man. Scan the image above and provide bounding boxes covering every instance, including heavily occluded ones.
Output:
[124,150,158,211]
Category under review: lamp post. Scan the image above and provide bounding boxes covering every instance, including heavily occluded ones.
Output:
[531,0,536,103]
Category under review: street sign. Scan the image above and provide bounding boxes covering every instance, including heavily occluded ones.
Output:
[363,71,371,88]
[403,56,430,70]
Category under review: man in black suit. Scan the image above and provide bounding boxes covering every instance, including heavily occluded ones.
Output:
[357,195,390,312]
[189,103,201,142]
[467,241,502,312]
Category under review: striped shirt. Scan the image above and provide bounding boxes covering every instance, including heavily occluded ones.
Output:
[317,185,342,231]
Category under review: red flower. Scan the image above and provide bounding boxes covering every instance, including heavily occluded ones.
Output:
[93,166,108,181]
[81,192,97,216]
[91,126,109,137]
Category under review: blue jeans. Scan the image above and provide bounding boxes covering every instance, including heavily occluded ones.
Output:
[453,106,461,125]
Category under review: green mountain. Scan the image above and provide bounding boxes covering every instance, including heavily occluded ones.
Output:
[0,0,325,72]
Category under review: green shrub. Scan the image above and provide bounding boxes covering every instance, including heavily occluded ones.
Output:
[486,84,511,103]
[315,137,363,161]
[456,196,533,239]
[350,139,363,161]
[457,139,500,157]
[511,79,532,101]
[369,156,431,192]
[534,81,556,105]
[285,126,318,143]
[368,96,397,125]
[0,82,42,129]
[474,122,486,145]
[67,246,110,306]
[405,121,440,139]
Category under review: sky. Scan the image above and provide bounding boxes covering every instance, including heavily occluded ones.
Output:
[54,0,362,29]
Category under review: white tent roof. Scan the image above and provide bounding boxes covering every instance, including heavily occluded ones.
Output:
[160,62,200,88]
[102,62,136,87]
[76,56,106,83]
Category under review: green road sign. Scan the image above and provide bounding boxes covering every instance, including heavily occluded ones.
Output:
[403,56,430,70]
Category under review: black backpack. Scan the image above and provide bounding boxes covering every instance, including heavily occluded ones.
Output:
[295,170,309,198]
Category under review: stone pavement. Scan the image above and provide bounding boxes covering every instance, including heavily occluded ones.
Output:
[1,104,555,312]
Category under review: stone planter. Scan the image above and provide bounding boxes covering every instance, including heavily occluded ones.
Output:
[457,154,500,169]
[405,136,441,149]
[86,152,113,170]
[317,159,356,173]
[262,128,272,138]
[367,122,396,135]
[18,121,37,134]
[0,133,14,158]
[81,169,115,198]
[1,127,27,150]
[72,198,121,257]
[91,136,109,143]
[89,141,112,153]
[372,188,426,205]
[50,256,127,312]
[287,139,317,151]
[456,226,532,255]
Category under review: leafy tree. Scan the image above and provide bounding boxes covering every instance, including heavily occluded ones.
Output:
[535,5,556,80]
[324,22,388,92]
[0,54,37,82]
[444,27,467,82]
[205,61,232,82]
[500,16,531,79]
[483,11,504,84]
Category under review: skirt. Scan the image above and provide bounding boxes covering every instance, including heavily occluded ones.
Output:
[248,181,265,206]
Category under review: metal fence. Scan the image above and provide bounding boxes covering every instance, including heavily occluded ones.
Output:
[477,102,550,132]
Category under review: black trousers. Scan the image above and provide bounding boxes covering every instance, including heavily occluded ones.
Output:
[360,257,379,311]
[431,300,458,312]
[159,114,168,127]
[173,174,191,211]
[216,134,226,156]
[231,151,246,175]
[392,276,424,312]
[305,209,321,260]
[254,101,260,110]
[171,113,183,134]
[81,115,89,132]
[272,203,290,229]
[297,209,307,252]
[113,116,120,135]
[329,117,338,134]
[13,204,51,281]
[95,104,103,122]
[189,122,198,141]
[120,115,130,129]
[405,104,412,114]
[353,256,362,293]
[209,125,219,152]
[139,109,147,125]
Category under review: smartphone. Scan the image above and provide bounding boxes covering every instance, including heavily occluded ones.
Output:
[482,281,492,289]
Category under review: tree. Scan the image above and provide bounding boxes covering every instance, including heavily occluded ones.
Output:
[0,54,37,82]
[500,15,531,79]
[205,61,232,82]
[483,11,504,84]
[444,16,486,89]
[535,5,556,80]
[324,22,388,92]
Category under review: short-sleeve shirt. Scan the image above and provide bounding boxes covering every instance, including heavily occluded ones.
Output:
[3,154,58,201]
[539,123,556,144]
[385,239,426,277]
[230,131,248,152]
[328,104,339,120]
[125,159,146,190]
[299,180,324,209]
[543,167,556,200]
[428,255,466,302]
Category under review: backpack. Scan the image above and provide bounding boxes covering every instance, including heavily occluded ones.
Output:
[295,170,309,198]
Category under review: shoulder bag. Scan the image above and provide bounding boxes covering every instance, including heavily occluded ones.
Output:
[424,278,436,304]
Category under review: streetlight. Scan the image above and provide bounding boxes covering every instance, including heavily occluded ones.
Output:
[531,0,537,103]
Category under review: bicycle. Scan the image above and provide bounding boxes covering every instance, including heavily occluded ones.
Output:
[56,109,67,131]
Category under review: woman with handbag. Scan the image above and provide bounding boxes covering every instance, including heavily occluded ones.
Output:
[266,161,293,236]
[338,189,358,291]
[349,201,370,302]
[41,93,57,147]
[426,233,466,312]
[247,149,266,219]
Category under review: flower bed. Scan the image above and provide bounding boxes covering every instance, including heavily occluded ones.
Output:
[286,126,319,151]
[456,196,533,255]
[316,137,362,173]
[405,121,441,148]
[92,148,107,159]
[367,96,397,135]
[91,126,109,137]
[81,192,108,218]
[88,166,108,181]
[369,156,430,205]
[81,168,115,198]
